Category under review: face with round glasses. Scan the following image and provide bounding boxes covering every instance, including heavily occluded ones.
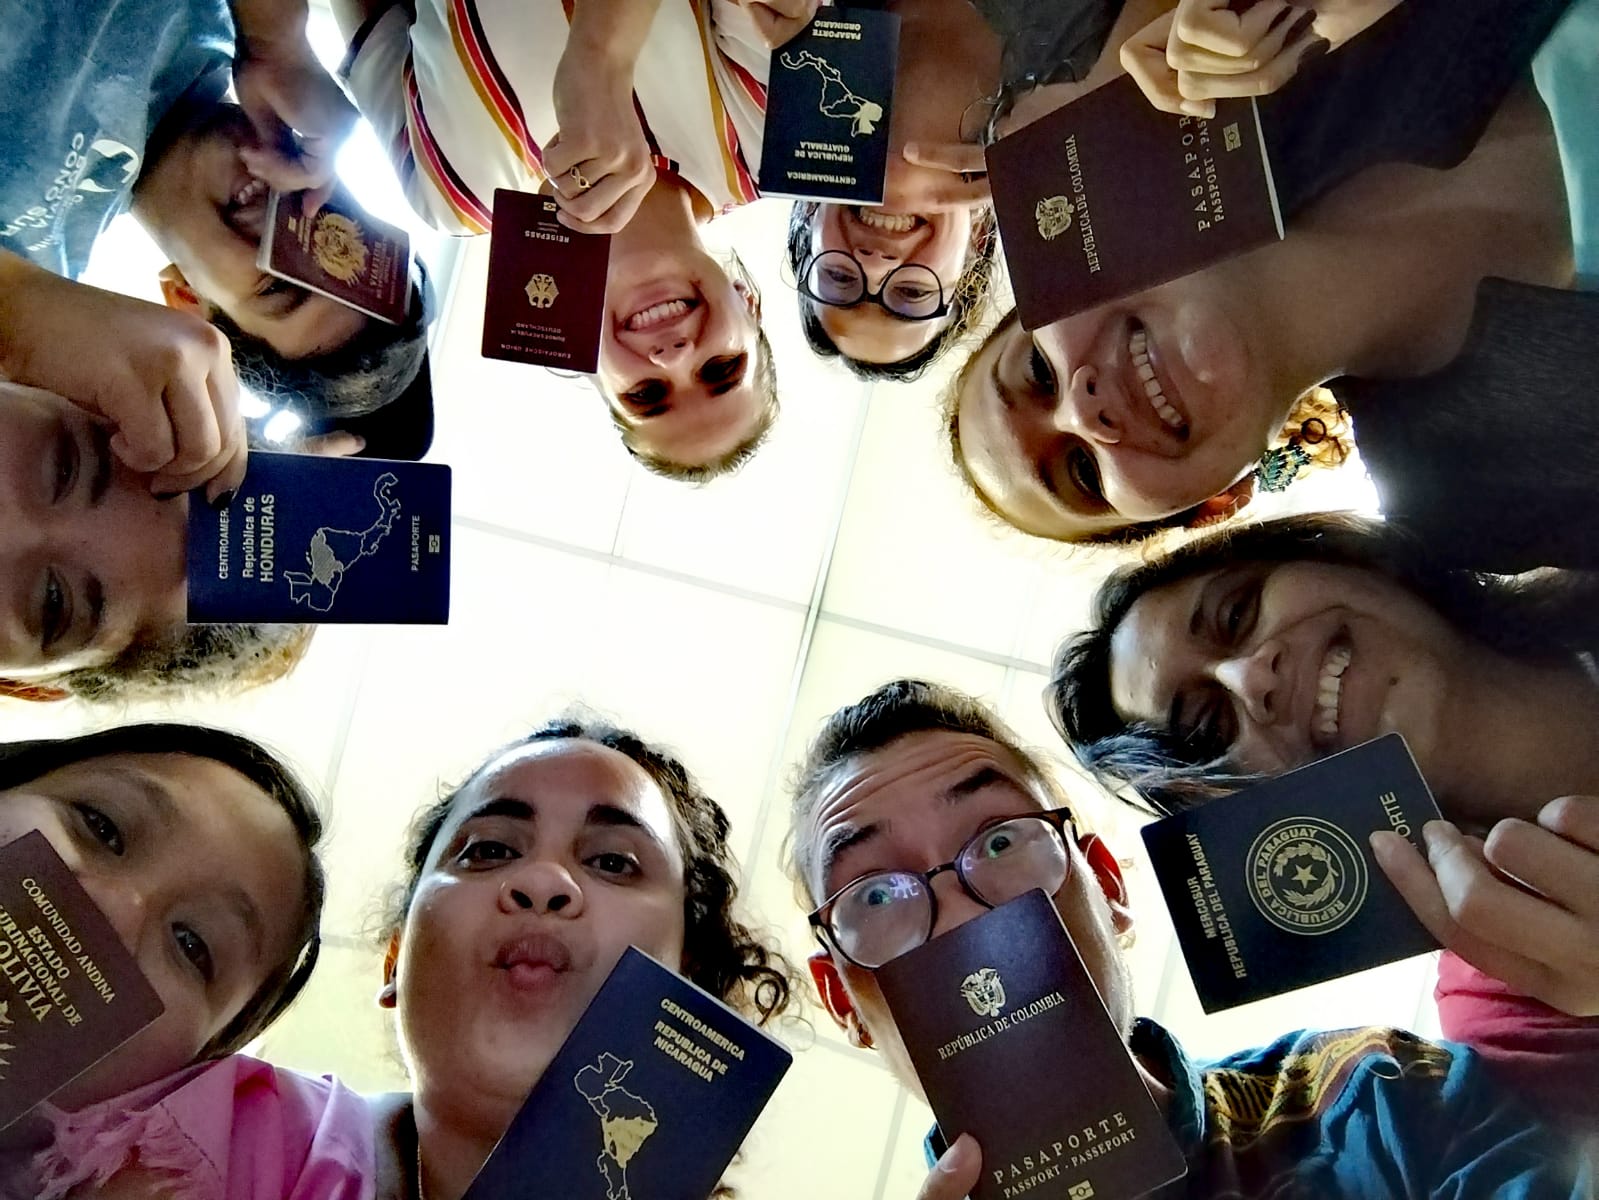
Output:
[803,204,975,364]
[797,730,1134,1098]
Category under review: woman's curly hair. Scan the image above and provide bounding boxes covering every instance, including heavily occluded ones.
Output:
[384,714,795,1027]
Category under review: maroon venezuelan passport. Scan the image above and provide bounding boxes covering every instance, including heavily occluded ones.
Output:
[985,74,1283,329]
[258,188,412,324]
[481,190,611,373]
[876,890,1187,1200]
[0,832,164,1129]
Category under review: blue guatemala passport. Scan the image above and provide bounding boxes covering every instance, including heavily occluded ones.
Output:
[1141,734,1442,1012]
[758,8,900,203]
[462,947,792,1200]
[187,452,451,624]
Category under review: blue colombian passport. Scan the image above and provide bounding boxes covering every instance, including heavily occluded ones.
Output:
[187,452,451,624]
[758,8,900,203]
[1141,734,1442,1012]
[462,947,792,1200]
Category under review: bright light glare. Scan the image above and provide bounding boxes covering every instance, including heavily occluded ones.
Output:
[238,387,272,419]
[262,409,304,444]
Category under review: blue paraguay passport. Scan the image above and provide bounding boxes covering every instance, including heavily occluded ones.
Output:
[1141,734,1442,1013]
[186,452,451,624]
[758,8,900,203]
[461,947,792,1200]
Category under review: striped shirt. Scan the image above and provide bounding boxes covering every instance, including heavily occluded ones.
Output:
[343,0,771,236]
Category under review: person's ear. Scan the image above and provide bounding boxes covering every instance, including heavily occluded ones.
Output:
[1186,474,1255,529]
[0,678,72,702]
[1079,832,1135,938]
[808,950,873,1048]
[156,264,212,319]
[377,932,401,1009]
[732,277,761,321]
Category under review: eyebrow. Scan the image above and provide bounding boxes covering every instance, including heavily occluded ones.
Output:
[466,797,655,837]
[102,766,182,827]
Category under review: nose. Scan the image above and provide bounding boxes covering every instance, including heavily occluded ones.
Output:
[926,865,988,939]
[82,875,152,956]
[1050,366,1122,446]
[1214,640,1285,725]
[498,861,585,918]
[646,338,695,370]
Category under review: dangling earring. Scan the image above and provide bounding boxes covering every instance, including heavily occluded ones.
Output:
[1254,417,1327,493]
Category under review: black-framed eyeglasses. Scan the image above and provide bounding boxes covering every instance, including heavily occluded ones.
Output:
[798,250,950,322]
[808,807,1077,969]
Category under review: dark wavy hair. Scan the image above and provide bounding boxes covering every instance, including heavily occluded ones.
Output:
[0,724,325,1057]
[786,678,1063,898]
[1047,513,1599,815]
[786,202,1000,382]
[385,715,794,1027]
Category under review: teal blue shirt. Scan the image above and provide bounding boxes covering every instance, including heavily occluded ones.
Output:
[1536,0,1599,287]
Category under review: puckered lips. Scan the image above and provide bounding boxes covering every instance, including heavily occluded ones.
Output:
[492,930,575,993]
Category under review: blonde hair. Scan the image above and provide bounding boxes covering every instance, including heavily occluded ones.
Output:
[52,624,315,702]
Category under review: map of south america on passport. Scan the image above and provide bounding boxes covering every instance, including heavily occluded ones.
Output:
[284,473,401,613]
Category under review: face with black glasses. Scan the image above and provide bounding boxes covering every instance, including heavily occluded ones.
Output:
[0,382,188,683]
[805,204,973,363]
[599,243,764,469]
[798,730,1134,1098]
[0,752,308,1108]
[1109,561,1469,785]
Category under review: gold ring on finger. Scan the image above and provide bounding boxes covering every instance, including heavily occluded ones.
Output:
[569,166,592,191]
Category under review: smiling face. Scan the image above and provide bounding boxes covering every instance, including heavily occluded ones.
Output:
[797,731,1132,1098]
[955,255,1300,540]
[805,204,975,363]
[1109,562,1476,784]
[393,739,688,1136]
[0,752,308,1108]
[131,105,370,360]
[0,382,188,683]
[599,245,765,469]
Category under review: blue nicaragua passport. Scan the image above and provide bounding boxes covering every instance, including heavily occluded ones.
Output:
[985,74,1282,328]
[1141,734,1442,1013]
[462,947,792,1200]
[187,452,451,624]
[0,833,164,1130]
[482,190,611,373]
[758,9,900,203]
[877,891,1187,1200]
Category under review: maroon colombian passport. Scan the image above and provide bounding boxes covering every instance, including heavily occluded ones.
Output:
[985,74,1283,329]
[481,190,611,373]
[876,890,1187,1200]
[0,832,164,1129]
[258,188,412,324]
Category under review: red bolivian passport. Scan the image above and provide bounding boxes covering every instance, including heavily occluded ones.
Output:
[0,832,164,1129]
[257,188,412,324]
[876,890,1186,1200]
[985,74,1282,329]
[481,190,611,373]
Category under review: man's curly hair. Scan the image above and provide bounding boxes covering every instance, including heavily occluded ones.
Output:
[384,713,796,1026]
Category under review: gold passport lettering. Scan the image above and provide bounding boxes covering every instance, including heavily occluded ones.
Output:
[658,998,746,1060]
[652,1018,731,1082]
[1248,818,1370,935]
[1178,117,1226,232]
[1057,136,1099,273]
[1184,834,1246,980]
[0,902,82,1025]
[991,1113,1134,1195]
[936,990,1066,1061]
[1379,791,1412,839]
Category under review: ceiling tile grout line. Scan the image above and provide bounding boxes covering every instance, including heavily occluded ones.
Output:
[451,514,811,613]
[738,393,874,875]
[871,1089,911,1200]
[817,610,1053,676]
[320,631,378,822]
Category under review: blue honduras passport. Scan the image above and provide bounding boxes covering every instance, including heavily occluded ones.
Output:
[187,452,451,624]
[758,8,900,203]
[462,947,792,1200]
[1141,734,1442,1012]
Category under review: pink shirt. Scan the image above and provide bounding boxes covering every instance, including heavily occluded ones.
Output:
[18,1055,373,1200]
[1436,950,1599,1129]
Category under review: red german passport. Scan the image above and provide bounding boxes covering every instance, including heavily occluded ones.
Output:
[0,833,164,1129]
[877,890,1186,1200]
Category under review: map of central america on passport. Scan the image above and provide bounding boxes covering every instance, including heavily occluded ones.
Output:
[285,473,402,612]
[574,1053,658,1200]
